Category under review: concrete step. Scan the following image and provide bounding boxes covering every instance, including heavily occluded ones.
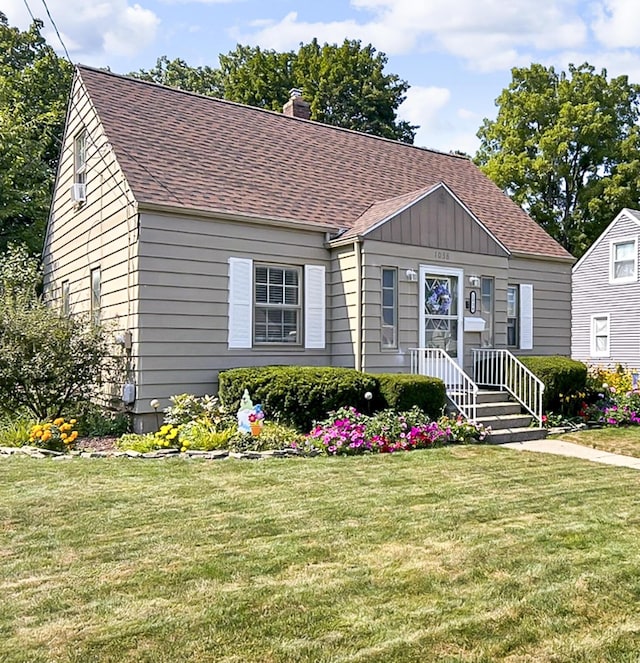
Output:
[475,401,522,417]
[476,413,533,430]
[486,426,548,444]
[476,389,511,404]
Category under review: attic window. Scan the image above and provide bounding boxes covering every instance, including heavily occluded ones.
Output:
[74,131,87,186]
[610,238,637,284]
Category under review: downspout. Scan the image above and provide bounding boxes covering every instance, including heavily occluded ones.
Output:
[354,238,363,372]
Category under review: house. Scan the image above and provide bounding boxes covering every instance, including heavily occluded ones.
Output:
[572,208,640,371]
[43,65,574,433]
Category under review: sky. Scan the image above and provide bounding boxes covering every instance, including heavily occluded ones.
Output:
[5,0,640,154]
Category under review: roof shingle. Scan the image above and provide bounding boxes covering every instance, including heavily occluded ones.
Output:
[77,65,573,260]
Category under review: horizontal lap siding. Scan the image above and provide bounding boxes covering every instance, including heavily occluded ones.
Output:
[136,213,331,410]
[572,214,640,369]
[361,240,509,374]
[42,77,138,403]
[508,257,572,357]
[329,247,357,368]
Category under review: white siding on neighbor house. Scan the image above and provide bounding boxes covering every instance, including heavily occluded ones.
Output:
[42,74,139,405]
[135,212,332,414]
[572,212,640,369]
[508,256,572,357]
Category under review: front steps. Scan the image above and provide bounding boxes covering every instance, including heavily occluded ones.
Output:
[470,390,547,444]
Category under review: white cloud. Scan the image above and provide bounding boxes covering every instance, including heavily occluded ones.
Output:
[233,0,589,72]
[398,85,451,132]
[591,0,640,49]
[2,0,160,62]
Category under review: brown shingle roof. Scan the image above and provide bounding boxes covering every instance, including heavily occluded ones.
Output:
[77,65,573,260]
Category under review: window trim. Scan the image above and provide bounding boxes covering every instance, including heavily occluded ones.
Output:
[90,267,101,326]
[507,284,519,348]
[609,237,637,284]
[253,263,302,346]
[61,280,70,316]
[480,276,494,348]
[590,313,610,358]
[381,267,398,350]
[74,131,87,186]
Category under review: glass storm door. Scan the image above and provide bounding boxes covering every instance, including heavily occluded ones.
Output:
[419,266,464,366]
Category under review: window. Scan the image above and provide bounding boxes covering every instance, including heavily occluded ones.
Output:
[90,268,101,325]
[74,132,87,185]
[61,281,70,316]
[381,268,397,349]
[254,264,301,344]
[480,277,494,347]
[610,239,637,283]
[507,285,518,347]
[590,314,610,357]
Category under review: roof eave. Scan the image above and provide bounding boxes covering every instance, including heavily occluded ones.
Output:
[510,250,576,264]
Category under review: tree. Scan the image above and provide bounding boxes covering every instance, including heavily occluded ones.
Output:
[0,12,72,254]
[0,245,112,419]
[475,63,640,257]
[134,39,416,143]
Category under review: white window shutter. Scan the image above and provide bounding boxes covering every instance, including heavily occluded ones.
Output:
[520,283,533,350]
[304,264,325,349]
[228,257,253,349]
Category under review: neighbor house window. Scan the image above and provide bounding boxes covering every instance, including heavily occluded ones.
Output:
[74,131,87,185]
[610,238,637,283]
[590,314,610,357]
[254,264,301,344]
[480,277,494,347]
[507,285,518,347]
[381,268,397,349]
[61,280,70,316]
[90,268,101,325]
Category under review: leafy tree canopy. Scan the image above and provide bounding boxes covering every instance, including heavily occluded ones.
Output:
[134,39,416,143]
[0,12,72,254]
[475,62,640,257]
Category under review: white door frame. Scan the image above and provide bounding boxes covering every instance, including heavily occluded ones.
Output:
[419,264,464,365]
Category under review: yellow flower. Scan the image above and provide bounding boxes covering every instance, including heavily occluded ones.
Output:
[61,433,68,440]
[53,418,64,426]
[68,431,78,442]
[70,419,77,425]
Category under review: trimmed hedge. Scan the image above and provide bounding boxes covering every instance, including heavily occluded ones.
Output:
[218,366,446,431]
[519,355,587,413]
[373,373,445,420]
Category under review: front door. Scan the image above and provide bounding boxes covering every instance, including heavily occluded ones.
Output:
[419,265,464,366]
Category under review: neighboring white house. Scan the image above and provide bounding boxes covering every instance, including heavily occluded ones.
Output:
[43,65,575,431]
[572,208,640,370]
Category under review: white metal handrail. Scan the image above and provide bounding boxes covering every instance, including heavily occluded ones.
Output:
[410,348,478,421]
[472,348,545,426]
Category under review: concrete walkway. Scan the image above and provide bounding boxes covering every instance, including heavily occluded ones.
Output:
[501,438,640,470]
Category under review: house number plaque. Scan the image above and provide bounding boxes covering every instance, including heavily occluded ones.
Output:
[469,290,477,314]
[434,250,450,261]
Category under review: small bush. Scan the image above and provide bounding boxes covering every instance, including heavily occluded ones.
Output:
[373,373,445,419]
[519,356,588,414]
[228,421,304,453]
[218,366,383,431]
[29,417,79,452]
[116,433,159,453]
[163,393,229,427]
[71,401,131,437]
[0,414,34,447]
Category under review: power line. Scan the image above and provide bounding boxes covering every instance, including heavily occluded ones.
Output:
[39,0,71,62]
[22,0,36,23]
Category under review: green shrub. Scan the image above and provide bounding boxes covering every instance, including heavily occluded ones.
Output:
[71,401,131,437]
[116,433,159,453]
[228,421,304,452]
[519,355,588,414]
[163,393,228,427]
[218,366,383,431]
[0,414,34,447]
[373,373,445,419]
[178,421,235,451]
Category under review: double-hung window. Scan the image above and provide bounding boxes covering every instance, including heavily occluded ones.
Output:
[590,314,610,358]
[610,239,637,283]
[507,285,518,347]
[74,132,87,186]
[61,281,70,316]
[381,268,397,349]
[254,264,301,344]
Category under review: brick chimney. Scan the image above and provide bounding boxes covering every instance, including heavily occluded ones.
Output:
[283,88,311,120]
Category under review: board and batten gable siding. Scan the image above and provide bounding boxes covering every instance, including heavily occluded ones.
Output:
[572,212,640,368]
[365,186,509,258]
[359,239,509,374]
[508,256,572,357]
[42,75,139,365]
[135,211,332,414]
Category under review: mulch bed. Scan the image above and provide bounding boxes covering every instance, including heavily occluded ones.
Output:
[76,437,119,453]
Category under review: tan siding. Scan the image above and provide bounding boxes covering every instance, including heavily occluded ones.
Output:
[136,212,332,416]
[572,213,640,369]
[42,74,138,408]
[329,247,357,368]
[367,188,508,257]
[509,257,572,357]
[360,239,509,374]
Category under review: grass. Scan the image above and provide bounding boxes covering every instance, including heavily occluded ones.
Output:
[556,425,640,458]
[2,448,640,662]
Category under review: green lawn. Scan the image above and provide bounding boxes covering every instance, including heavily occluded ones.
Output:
[556,425,640,458]
[2,448,640,662]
